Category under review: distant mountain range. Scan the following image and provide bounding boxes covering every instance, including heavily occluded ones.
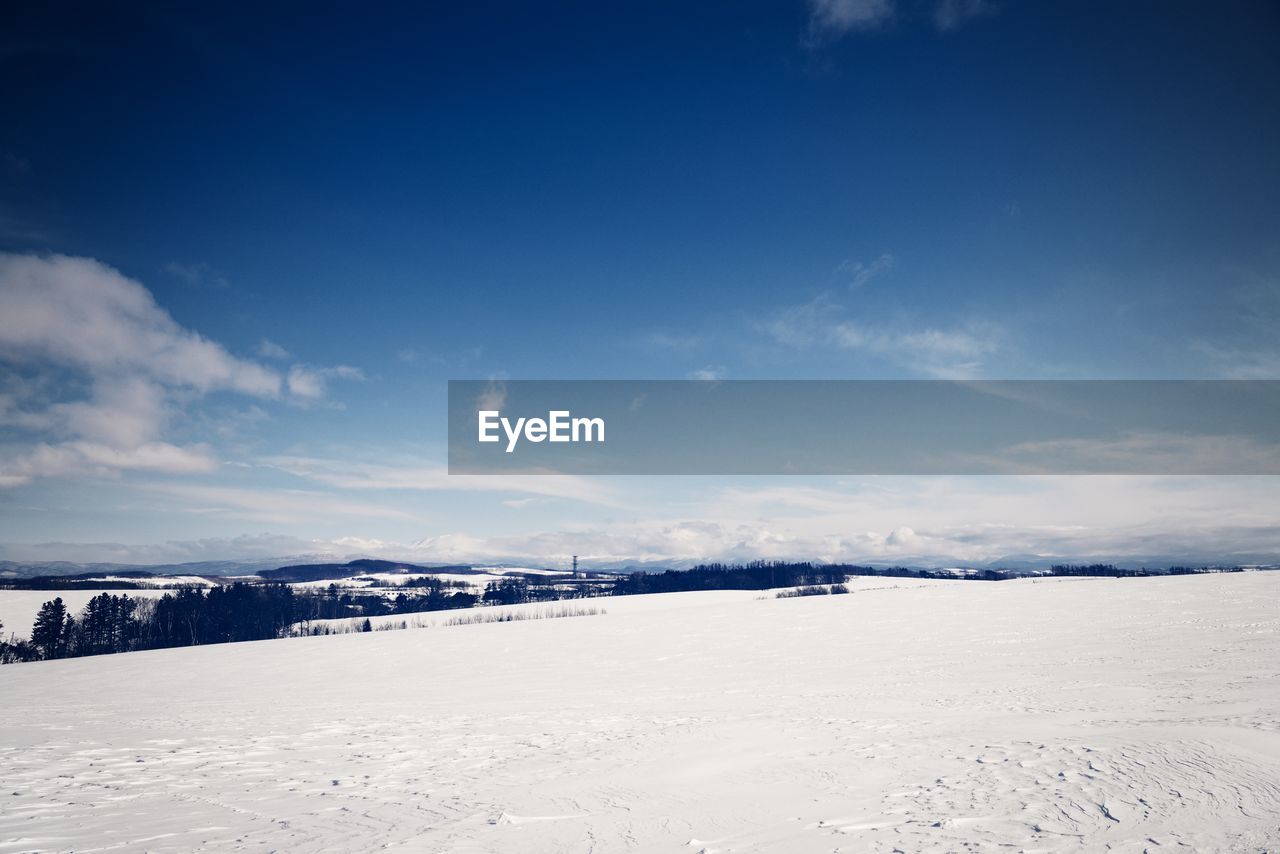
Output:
[2,552,1276,581]
[260,559,481,583]
[0,555,372,581]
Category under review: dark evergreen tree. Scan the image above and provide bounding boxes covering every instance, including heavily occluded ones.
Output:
[482,579,530,605]
[31,597,71,659]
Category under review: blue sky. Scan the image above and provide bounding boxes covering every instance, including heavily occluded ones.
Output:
[1,1,1278,566]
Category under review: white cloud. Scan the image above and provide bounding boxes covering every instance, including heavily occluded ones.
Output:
[476,379,507,412]
[687,365,725,381]
[49,376,167,448]
[503,497,537,509]
[886,525,917,546]
[70,441,216,473]
[869,323,1001,378]
[257,338,290,360]
[0,253,355,486]
[286,364,364,399]
[807,0,895,41]
[0,254,279,396]
[0,440,217,486]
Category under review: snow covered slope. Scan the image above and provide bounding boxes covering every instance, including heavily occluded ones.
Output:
[1,573,1278,852]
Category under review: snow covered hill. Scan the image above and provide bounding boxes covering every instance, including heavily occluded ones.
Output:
[1,573,1278,852]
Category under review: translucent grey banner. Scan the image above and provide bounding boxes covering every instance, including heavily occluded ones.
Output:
[447,380,1280,475]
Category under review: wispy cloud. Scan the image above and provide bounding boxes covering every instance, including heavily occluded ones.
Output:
[807,0,895,43]
[687,365,725,381]
[286,364,364,399]
[0,202,57,245]
[1187,273,1280,378]
[141,482,417,525]
[476,378,507,412]
[843,323,1001,379]
[991,432,1280,475]
[840,252,895,289]
[163,260,228,288]
[419,345,484,369]
[0,440,217,489]
[764,292,841,348]
[764,292,1004,378]
[257,338,290,360]
[0,532,328,565]
[503,497,537,509]
[1192,343,1280,380]
[259,454,621,506]
[647,331,704,351]
[932,0,996,31]
[806,0,996,43]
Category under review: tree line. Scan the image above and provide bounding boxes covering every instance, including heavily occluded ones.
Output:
[0,578,527,662]
[1,584,302,663]
[1,561,1243,663]
[607,561,1012,594]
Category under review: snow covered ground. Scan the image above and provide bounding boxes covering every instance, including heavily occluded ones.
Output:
[1,573,1278,852]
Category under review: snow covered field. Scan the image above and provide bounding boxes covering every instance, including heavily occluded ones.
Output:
[1,573,1278,852]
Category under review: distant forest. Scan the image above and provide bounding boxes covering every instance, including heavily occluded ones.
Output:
[0,561,1244,664]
